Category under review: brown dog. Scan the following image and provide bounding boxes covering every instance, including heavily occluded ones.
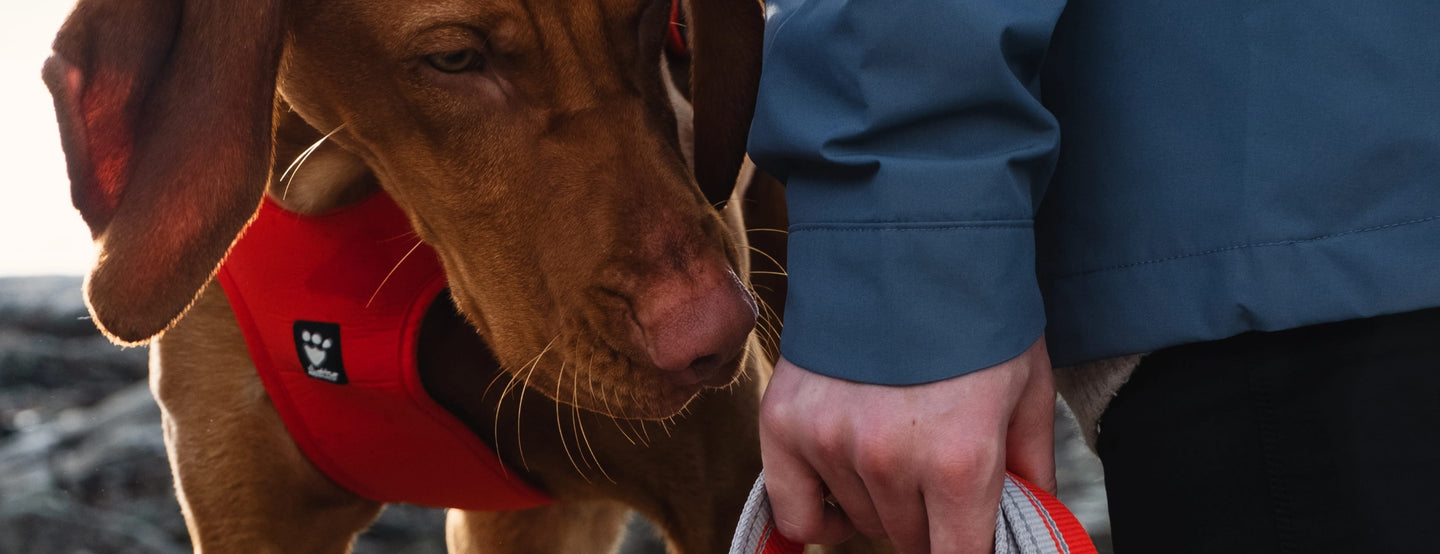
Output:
[42,0,787,552]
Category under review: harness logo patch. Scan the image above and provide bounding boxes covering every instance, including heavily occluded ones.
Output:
[293,321,347,384]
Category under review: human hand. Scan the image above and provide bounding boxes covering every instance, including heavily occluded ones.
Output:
[758,338,1055,553]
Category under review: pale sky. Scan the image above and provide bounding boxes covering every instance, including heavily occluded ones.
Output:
[1,1,92,276]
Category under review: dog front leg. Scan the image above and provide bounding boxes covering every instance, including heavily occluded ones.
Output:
[446,500,629,553]
[153,282,383,553]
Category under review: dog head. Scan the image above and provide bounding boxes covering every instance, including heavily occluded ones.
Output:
[43,0,765,418]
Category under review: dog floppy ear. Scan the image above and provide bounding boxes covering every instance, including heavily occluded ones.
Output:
[685,0,764,208]
[43,0,286,344]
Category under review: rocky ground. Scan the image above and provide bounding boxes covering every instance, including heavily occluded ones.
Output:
[0,276,1110,553]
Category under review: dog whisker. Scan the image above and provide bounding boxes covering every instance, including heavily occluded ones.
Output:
[749,287,783,326]
[514,362,537,471]
[750,292,784,356]
[599,382,637,446]
[758,301,782,334]
[617,387,649,447]
[624,387,655,443]
[744,244,787,275]
[583,351,605,418]
[499,337,554,402]
[380,230,421,243]
[638,417,653,444]
[554,359,590,483]
[757,323,780,359]
[750,317,778,354]
[738,362,756,383]
[760,333,779,358]
[583,352,633,443]
[577,414,614,484]
[571,365,614,484]
[279,123,347,200]
[761,321,781,347]
[574,375,615,484]
[481,364,515,402]
[513,335,559,472]
[366,239,425,308]
[490,368,521,481]
[569,363,593,471]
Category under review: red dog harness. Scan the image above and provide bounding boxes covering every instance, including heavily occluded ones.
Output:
[217,192,552,511]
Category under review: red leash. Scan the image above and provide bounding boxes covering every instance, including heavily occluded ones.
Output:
[730,472,1098,553]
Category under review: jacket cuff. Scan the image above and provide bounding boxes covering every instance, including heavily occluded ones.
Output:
[780,219,1046,385]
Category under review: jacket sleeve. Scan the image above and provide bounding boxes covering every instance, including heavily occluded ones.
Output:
[747,0,1066,385]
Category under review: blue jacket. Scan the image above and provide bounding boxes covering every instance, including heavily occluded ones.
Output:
[748,0,1440,384]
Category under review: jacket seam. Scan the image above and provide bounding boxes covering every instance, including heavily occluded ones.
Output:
[1054,215,1440,280]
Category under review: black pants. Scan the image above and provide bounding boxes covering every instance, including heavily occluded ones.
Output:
[1097,308,1440,553]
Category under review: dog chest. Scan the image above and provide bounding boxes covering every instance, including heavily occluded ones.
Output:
[218,192,551,511]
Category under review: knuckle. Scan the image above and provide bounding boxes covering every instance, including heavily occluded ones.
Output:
[932,446,1000,487]
[759,404,810,446]
[853,439,900,481]
[758,397,793,430]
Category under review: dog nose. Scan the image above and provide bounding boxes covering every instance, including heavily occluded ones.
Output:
[632,261,757,386]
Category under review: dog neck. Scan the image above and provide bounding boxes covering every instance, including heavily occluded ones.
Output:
[267,106,378,215]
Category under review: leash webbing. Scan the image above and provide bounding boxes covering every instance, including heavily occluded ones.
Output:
[730,472,1098,554]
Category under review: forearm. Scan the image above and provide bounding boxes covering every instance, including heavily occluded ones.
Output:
[749,0,1066,384]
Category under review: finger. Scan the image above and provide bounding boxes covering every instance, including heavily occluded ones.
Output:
[860,472,928,554]
[1005,361,1056,494]
[761,428,856,544]
[813,466,886,539]
[925,454,1005,554]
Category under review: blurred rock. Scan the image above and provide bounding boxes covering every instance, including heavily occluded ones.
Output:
[0,383,187,553]
[0,276,148,441]
[0,492,189,554]
[0,276,93,337]
[0,277,451,553]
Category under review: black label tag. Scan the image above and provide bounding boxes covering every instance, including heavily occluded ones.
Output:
[293,321,347,384]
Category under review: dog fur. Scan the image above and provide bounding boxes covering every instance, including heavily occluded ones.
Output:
[43,0,789,552]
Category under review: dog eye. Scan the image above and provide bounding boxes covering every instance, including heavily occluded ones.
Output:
[425,49,484,73]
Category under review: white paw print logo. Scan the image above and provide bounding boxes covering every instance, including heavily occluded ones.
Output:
[294,321,346,383]
[301,330,333,369]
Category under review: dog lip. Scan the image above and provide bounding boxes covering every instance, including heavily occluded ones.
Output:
[662,366,709,388]
[616,351,744,418]
[660,351,742,388]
